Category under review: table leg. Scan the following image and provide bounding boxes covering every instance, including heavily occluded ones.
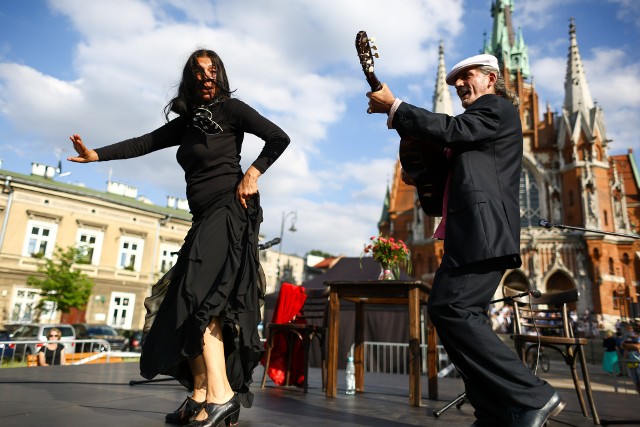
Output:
[427,308,438,400]
[355,301,365,392]
[408,286,421,406]
[326,291,340,398]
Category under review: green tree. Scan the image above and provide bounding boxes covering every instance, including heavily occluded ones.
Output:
[27,246,94,314]
[308,249,334,258]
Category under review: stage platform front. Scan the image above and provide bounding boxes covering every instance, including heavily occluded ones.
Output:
[0,359,637,426]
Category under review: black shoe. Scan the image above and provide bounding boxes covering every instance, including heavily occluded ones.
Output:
[224,407,240,426]
[165,396,205,425]
[509,391,565,427]
[187,394,240,427]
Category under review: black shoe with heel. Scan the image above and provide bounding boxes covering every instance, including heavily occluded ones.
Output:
[165,396,205,425]
[187,394,240,427]
[224,407,240,426]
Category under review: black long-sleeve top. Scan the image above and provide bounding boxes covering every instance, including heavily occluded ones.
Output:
[94,98,290,215]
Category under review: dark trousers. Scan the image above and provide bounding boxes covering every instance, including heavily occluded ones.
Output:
[427,262,555,423]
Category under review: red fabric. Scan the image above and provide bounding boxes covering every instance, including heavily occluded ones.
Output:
[261,282,308,386]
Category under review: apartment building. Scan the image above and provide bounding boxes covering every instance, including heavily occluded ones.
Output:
[0,163,308,331]
[0,165,192,330]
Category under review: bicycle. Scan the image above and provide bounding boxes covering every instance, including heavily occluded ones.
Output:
[525,344,550,373]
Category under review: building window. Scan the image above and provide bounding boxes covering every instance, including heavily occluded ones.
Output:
[158,243,180,273]
[118,237,144,271]
[608,257,614,275]
[76,229,104,265]
[519,167,542,228]
[11,288,40,322]
[603,210,608,226]
[23,220,58,258]
[612,290,620,310]
[108,292,136,329]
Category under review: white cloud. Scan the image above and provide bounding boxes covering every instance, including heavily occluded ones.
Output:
[516,0,579,31]
[609,0,640,28]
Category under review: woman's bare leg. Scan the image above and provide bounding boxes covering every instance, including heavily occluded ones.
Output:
[188,355,207,403]
[193,316,234,421]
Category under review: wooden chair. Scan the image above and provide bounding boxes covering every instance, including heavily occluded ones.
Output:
[503,286,600,424]
[261,287,328,393]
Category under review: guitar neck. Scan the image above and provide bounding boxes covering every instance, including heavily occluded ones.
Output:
[367,73,382,92]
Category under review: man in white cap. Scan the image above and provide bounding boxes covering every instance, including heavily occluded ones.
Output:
[366,54,563,427]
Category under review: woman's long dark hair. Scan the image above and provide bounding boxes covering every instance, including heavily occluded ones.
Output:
[164,49,233,120]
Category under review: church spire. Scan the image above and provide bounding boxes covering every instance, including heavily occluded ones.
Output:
[563,18,594,114]
[378,184,390,230]
[483,0,530,79]
[432,40,453,115]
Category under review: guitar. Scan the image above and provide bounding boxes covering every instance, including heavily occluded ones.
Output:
[355,30,447,217]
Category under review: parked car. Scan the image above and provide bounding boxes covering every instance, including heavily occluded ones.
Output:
[72,324,127,352]
[9,324,76,359]
[0,329,15,360]
[121,330,143,352]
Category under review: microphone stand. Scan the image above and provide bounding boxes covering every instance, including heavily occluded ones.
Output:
[538,219,640,240]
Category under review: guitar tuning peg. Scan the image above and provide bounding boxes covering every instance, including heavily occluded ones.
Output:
[371,44,378,50]
[373,52,380,58]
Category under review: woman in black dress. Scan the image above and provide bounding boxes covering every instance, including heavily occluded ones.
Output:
[68,49,290,427]
[38,327,66,366]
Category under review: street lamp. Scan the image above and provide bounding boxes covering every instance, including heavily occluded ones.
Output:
[276,211,297,290]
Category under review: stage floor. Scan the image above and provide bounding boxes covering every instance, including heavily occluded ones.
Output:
[0,359,637,426]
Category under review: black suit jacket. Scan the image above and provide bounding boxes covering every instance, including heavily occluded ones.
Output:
[393,94,522,269]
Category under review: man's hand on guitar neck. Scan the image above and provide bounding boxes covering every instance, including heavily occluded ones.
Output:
[366,83,396,114]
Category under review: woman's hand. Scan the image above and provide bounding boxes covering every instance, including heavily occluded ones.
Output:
[68,134,99,162]
[237,165,262,209]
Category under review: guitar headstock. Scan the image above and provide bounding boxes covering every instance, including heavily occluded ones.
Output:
[355,30,382,92]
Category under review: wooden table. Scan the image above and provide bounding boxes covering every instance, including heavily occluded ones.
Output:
[323,280,436,406]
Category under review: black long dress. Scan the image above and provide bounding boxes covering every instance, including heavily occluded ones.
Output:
[94,98,290,408]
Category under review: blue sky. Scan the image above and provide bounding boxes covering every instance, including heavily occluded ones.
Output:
[1,0,639,257]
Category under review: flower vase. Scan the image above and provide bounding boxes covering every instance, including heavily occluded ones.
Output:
[378,263,396,280]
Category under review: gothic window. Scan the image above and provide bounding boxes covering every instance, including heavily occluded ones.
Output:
[608,257,614,275]
[519,167,542,227]
[603,210,608,226]
[612,290,620,310]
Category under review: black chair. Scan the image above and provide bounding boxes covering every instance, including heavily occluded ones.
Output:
[261,287,328,393]
[504,286,600,425]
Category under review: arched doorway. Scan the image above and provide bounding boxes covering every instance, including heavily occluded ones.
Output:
[502,270,530,292]
[545,271,576,311]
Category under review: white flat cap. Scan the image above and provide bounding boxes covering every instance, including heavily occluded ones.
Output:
[445,54,499,85]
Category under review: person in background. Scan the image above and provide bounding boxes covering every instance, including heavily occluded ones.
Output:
[38,327,66,366]
[366,53,563,427]
[68,48,289,427]
[622,338,640,394]
[602,330,620,375]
